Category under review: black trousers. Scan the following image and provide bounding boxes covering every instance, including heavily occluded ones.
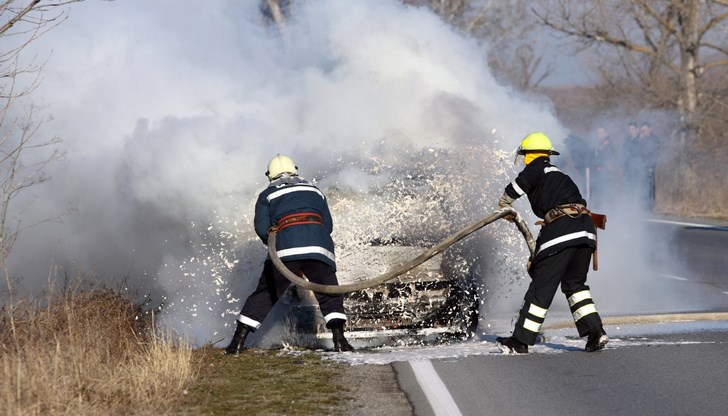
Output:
[239,259,346,329]
[513,245,603,345]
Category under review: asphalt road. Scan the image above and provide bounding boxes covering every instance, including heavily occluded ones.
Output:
[391,216,728,416]
[646,217,728,297]
[394,328,728,416]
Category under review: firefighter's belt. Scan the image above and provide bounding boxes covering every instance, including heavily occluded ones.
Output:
[544,203,589,224]
[274,212,323,232]
[540,204,607,230]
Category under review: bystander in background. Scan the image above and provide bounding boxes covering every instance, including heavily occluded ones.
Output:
[638,121,660,210]
[621,120,660,211]
[590,126,620,209]
[564,133,592,192]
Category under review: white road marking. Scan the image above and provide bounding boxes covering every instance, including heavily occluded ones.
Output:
[660,274,690,281]
[646,219,719,229]
[409,360,463,416]
[658,274,728,296]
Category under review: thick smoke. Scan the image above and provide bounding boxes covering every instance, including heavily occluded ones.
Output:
[13,0,687,346]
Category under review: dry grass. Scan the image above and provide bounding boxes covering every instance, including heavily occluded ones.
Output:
[0,284,197,415]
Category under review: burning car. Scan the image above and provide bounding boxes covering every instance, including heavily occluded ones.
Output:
[246,146,515,349]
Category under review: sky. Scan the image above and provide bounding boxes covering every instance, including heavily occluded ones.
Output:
[3,0,683,347]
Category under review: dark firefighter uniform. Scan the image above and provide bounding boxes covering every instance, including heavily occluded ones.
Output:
[225,154,353,355]
[236,175,347,331]
[504,156,603,345]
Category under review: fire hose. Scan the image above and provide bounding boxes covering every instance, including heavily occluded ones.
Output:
[267,207,536,294]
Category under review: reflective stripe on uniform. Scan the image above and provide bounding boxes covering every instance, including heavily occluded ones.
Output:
[536,231,596,255]
[568,290,593,307]
[324,312,347,323]
[238,314,261,329]
[544,167,561,174]
[511,180,526,196]
[277,246,336,262]
[529,303,548,319]
[267,186,325,202]
[523,318,542,333]
[573,304,598,322]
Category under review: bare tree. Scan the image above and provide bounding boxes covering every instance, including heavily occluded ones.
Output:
[533,0,728,217]
[533,0,728,143]
[1,0,90,348]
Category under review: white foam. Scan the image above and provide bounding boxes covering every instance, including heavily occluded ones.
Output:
[316,320,728,365]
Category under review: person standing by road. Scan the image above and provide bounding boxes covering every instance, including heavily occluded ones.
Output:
[591,126,620,208]
[621,120,646,206]
[563,133,591,191]
[638,121,660,210]
[495,132,608,354]
[622,120,660,210]
[225,154,354,354]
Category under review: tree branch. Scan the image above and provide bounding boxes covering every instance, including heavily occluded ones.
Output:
[701,59,728,70]
[0,0,41,36]
[698,10,728,40]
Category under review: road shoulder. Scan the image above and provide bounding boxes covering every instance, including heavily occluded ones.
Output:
[335,363,413,416]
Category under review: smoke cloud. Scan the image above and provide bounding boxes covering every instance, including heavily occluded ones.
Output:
[8,0,696,346]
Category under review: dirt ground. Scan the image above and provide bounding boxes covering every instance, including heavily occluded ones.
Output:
[335,363,413,416]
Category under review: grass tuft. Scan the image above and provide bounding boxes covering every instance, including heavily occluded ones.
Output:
[0,283,196,415]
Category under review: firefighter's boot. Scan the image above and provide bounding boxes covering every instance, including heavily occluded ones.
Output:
[224,322,251,355]
[496,336,528,354]
[585,327,609,352]
[328,319,354,352]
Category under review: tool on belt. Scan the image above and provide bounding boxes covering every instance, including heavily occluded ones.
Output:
[536,203,607,271]
[270,212,324,233]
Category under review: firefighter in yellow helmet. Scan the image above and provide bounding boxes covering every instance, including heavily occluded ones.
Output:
[496,132,608,353]
[225,154,354,354]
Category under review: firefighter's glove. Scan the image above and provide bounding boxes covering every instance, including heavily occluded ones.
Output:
[498,192,516,222]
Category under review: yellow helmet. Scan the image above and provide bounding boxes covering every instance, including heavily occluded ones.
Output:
[516,132,560,155]
[265,154,298,180]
